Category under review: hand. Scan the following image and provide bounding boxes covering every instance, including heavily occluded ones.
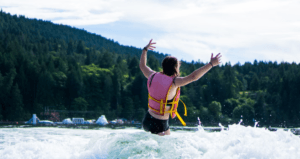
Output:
[144,39,156,51]
[210,53,222,67]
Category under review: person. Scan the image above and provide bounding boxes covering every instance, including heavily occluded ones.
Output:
[140,39,222,136]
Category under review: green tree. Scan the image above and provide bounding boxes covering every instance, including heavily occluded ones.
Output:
[71,97,88,111]
[199,106,213,124]
[208,101,222,121]
[67,40,74,55]
[147,54,160,71]
[0,72,3,120]
[7,84,25,121]
[1,69,17,120]
[136,108,146,122]
[112,67,121,103]
[250,73,260,91]
[82,75,102,113]
[224,98,239,117]
[99,50,114,68]
[76,40,85,54]
[122,96,134,120]
[253,91,265,121]
[128,56,139,77]
[102,74,113,110]
[232,103,255,125]
[36,71,55,107]
[223,63,239,99]
[84,49,93,65]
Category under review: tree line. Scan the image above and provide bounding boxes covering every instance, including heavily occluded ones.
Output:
[0,11,299,127]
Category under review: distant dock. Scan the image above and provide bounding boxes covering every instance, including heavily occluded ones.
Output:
[170,126,228,132]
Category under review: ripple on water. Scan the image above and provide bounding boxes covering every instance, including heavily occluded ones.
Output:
[0,125,299,159]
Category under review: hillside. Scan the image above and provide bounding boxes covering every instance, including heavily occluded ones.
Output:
[0,10,166,61]
[0,11,300,127]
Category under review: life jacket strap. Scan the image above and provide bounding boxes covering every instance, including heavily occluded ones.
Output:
[175,112,186,126]
[179,99,187,116]
[160,99,163,114]
[148,94,175,115]
[148,93,188,126]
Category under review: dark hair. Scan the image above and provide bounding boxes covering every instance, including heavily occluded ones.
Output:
[162,56,179,76]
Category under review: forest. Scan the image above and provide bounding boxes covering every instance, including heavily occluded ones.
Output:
[0,10,299,127]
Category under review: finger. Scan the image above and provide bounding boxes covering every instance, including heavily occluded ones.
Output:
[211,53,213,59]
[149,39,153,45]
[151,42,156,45]
[216,53,221,57]
[149,46,156,49]
[149,48,154,50]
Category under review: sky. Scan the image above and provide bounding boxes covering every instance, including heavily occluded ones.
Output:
[1,0,300,65]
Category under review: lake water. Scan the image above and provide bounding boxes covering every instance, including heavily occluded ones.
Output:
[0,124,299,159]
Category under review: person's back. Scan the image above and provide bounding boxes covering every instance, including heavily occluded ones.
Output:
[147,72,179,120]
[139,39,221,136]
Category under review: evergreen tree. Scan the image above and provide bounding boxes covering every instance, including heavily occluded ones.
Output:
[99,50,114,68]
[224,98,239,117]
[250,73,260,91]
[208,101,222,122]
[71,97,88,111]
[7,84,25,121]
[122,96,134,120]
[232,98,255,125]
[147,54,160,71]
[65,66,83,109]
[1,69,17,120]
[128,56,139,77]
[84,49,92,65]
[112,66,122,110]
[223,63,239,99]
[0,72,3,120]
[253,91,265,121]
[76,40,85,54]
[67,40,74,55]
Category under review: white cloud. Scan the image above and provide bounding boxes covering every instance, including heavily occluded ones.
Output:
[1,0,123,25]
[53,12,123,25]
[1,0,300,64]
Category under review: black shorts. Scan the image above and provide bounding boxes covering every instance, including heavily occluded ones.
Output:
[142,112,169,134]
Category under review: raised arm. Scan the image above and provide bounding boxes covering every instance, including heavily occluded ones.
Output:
[139,39,156,78]
[175,53,222,87]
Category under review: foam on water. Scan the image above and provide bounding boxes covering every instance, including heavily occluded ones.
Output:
[0,125,299,159]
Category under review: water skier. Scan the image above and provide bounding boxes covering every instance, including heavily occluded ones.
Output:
[140,39,221,136]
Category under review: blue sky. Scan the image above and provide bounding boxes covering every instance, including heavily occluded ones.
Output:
[1,0,300,64]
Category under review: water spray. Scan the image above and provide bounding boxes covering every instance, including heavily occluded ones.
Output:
[197,117,201,126]
[238,119,243,125]
[254,120,259,128]
[219,123,224,131]
[197,117,204,131]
